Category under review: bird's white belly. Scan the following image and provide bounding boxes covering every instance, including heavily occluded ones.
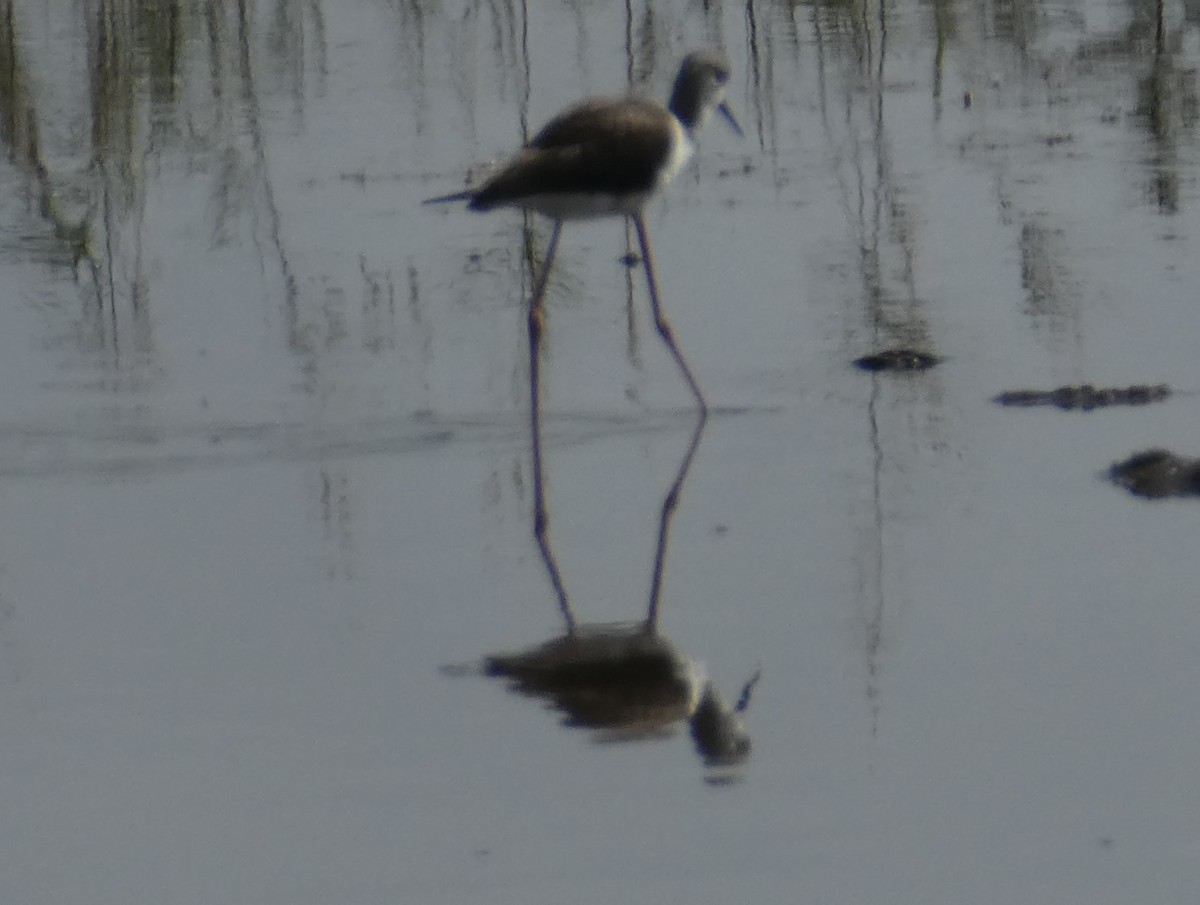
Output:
[518,190,655,220]
[654,117,696,189]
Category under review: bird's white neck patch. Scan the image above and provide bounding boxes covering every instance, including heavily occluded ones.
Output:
[655,116,696,191]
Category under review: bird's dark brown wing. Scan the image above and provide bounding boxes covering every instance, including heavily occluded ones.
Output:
[528,98,661,148]
[468,98,675,210]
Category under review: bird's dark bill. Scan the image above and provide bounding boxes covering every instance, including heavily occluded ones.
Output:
[718,101,744,138]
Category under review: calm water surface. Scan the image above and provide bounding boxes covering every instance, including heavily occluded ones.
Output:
[1,1,1199,903]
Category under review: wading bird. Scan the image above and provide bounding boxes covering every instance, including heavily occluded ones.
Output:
[423,49,741,419]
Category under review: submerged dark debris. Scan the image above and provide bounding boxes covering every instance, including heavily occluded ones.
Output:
[1109,449,1200,499]
[853,349,941,373]
[994,383,1171,411]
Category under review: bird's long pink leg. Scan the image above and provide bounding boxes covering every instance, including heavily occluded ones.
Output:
[527,220,576,634]
[631,212,708,632]
[644,414,705,632]
[632,212,709,420]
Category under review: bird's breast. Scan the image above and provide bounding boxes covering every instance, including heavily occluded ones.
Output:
[654,117,695,190]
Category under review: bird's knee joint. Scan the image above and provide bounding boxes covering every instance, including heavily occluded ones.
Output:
[528,307,546,337]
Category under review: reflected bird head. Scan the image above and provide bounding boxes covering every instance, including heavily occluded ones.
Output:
[670,49,744,138]
[688,667,761,772]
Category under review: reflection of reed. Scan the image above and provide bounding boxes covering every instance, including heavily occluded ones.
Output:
[811,0,944,727]
[315,466,353,581]
[1018,222,1070,319]
[1136,0,1195,214]
[90,0,154,358]
[931,0,958,120]
[0,0,180,364]
[143,1,181,107]
[0,1,90,268]
[231,0,301,349]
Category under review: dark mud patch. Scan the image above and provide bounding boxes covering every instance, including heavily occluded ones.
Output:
[1108,449,1200,499]
[994,383,1171,411]
[853,349,941,373]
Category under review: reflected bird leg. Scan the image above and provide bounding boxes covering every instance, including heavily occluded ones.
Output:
[527,220,576,635]
[644,414,706,633]
[632,212,709,420]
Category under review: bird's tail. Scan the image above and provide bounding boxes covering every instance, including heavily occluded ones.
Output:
[422,188,475,205]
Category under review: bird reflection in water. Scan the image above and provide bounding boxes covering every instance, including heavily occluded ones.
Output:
[486,624,760,775]
[482,418,761,782]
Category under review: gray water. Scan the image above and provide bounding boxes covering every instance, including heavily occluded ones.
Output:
[1,1,1198,902]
